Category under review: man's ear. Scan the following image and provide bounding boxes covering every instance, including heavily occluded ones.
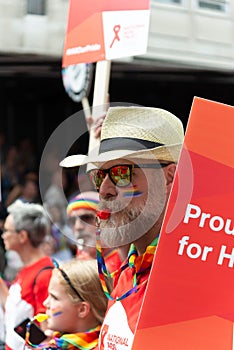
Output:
[165,163,177,187]
[77,301,91,319]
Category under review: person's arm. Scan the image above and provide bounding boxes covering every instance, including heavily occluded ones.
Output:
[0,276,9,309]
[5,184,23,207]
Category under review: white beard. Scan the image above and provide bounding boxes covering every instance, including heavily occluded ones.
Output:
[98,175,167,248]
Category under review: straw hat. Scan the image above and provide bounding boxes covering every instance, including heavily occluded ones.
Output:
[60,106,184,167]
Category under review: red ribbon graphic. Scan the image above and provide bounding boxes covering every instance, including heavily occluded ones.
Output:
[110,25,121,48]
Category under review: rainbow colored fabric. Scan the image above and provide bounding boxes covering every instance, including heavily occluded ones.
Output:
[67,195,99,215]
[26,324,101,349]
[96,224,159,302]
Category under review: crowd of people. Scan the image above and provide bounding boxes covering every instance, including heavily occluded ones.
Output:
[0,105,184,350]
[0,135,82,280]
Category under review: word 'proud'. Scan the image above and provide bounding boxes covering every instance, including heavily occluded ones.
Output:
[184,204,234,234]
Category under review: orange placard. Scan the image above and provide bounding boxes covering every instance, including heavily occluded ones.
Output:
[62,0,150,67]
[133,97,234,349]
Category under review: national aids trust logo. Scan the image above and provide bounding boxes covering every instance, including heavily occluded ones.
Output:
[99,324,130,350]
[99,324,108,350]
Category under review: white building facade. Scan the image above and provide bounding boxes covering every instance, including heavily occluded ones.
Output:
[0,0,233,71]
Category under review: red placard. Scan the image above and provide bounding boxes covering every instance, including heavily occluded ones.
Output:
[62,0,150,67]
[133,97,234,349]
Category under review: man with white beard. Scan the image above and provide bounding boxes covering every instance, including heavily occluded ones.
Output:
[60,105,184,350]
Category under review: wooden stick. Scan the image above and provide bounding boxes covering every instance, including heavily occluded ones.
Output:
[88,60,111,155]
[82,96,92,131]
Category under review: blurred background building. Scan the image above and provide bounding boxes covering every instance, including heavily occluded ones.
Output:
[0,0,234,157]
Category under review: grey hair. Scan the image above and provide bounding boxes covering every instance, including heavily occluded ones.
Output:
[7,200,50,248]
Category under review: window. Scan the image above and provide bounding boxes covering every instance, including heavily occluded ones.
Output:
[27,0,46,15]
[152,0,183,4]
[197,0,229,12]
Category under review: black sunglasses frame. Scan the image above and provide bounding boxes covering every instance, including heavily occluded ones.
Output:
[88,163,170,190]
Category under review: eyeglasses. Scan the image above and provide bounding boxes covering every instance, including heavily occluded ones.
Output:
[68,214,96,227]
[2,227,18,234]
[52,259,84,301]
[88,163,170,191]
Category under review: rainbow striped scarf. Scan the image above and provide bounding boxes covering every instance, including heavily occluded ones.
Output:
[96,230,159,301]
[30,325,101,349]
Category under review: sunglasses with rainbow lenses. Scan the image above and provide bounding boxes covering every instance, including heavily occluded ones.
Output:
[88,163,170,191]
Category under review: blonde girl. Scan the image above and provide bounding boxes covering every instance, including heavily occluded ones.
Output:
[27,259,111,350]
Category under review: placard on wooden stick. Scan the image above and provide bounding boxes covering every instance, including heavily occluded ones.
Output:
[62,0,151,67]
[62,0,151,129]
[132,97,234,350]
[88,60,111,155]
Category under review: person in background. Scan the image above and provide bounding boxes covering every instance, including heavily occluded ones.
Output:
[43,167,76,262]
[67,191,126,273]
[44,170,68,212]
[17,137,37,175]
[0,131,7,164]
[1,173,40,285]
[45,202,76,262]
[0,244,6,349]
[0,146,21,222]
[0,200,54,350]
[60,105,184,350]
[25,259,111,350]
[5,171,40,208]
[66,191,99,260]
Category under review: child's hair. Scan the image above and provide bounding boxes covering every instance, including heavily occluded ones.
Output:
[53,258,112,324]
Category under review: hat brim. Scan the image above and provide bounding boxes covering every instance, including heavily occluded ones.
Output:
[59,143,183,168]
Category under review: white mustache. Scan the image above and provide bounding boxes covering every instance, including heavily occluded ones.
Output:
[99,199,129,213]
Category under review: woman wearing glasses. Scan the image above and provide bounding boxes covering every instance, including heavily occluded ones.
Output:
[25,258,111,350]
[1,200,54,350]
